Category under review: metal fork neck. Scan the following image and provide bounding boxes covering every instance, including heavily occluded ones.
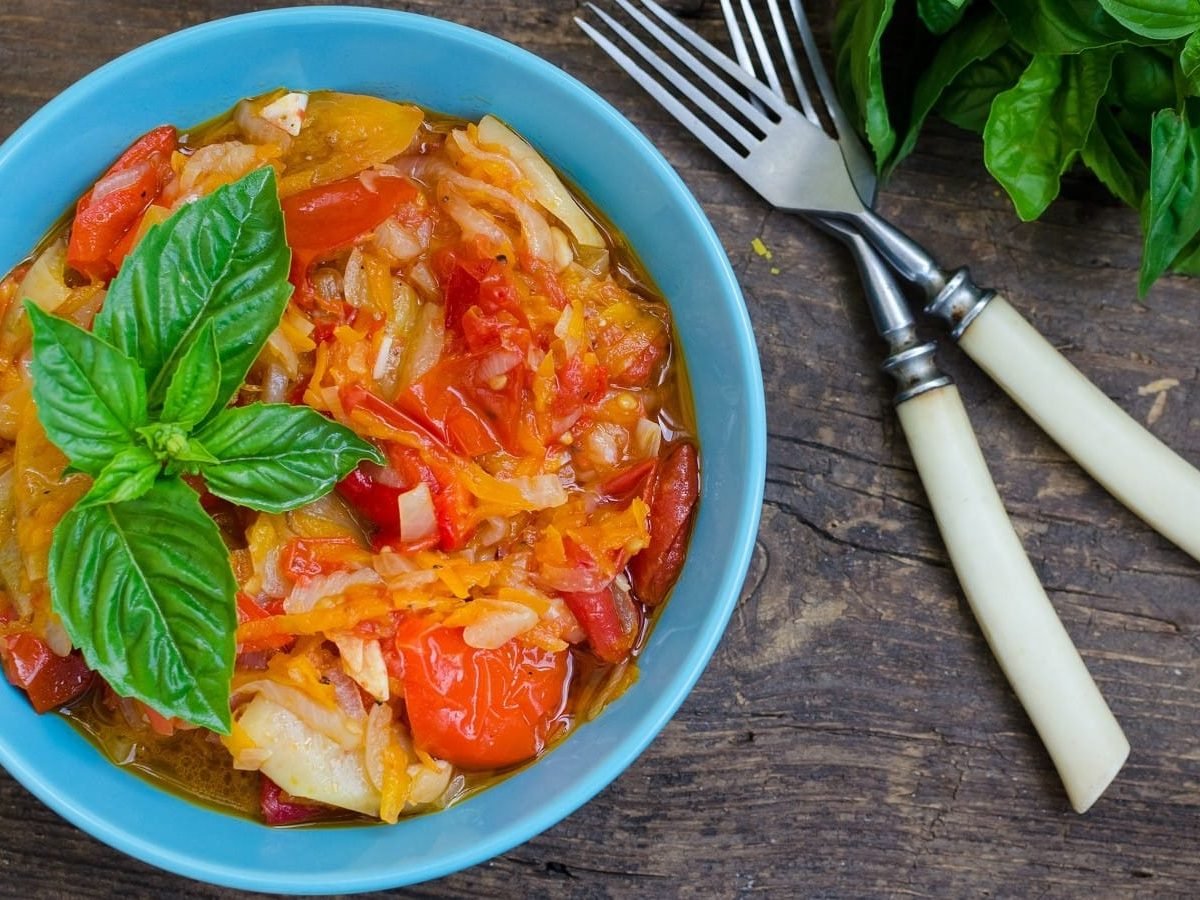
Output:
[846,209,946,298]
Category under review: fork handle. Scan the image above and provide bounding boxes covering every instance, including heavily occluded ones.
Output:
[954,294,1200,563]
[896,381,1129,813]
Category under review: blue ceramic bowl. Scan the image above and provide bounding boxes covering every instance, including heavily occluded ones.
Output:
[0,6,765,893]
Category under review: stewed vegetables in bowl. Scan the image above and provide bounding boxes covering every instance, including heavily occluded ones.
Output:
[0,7,764,892]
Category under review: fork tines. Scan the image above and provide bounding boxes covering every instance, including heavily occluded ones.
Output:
[577,0,802,168]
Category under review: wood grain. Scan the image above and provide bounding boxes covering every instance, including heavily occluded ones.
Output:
[2,1,1200,896]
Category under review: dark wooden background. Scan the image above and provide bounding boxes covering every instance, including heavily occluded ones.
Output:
[3,1,1200,896]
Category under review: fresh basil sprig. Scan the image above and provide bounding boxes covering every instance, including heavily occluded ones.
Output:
[26,166,383,733]
[833,0,1200,294]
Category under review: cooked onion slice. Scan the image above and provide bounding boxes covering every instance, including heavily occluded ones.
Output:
[477,115,605,249]
[398,482,436,544]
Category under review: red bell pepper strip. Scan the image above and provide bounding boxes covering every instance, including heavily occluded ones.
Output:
[628,441,699,605]
[281,171,418,265]
[66,125,177,281]
[336,466,405,530]
[0,632,95,713]
[260,776,336,826]
[561,584,641,663]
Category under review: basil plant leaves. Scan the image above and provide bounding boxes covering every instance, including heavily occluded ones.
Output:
[25,167,383,733]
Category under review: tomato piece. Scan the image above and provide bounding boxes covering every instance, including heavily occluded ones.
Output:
[561,585,641,663]
[628,441,699,605]
[394,619,570,770]
[336,465,405,530]
[600,458,656,500]
[0,632,95,713]
[342,388,479,550]
[66,125,177,281]
[282,171,417,262]
[280,537,372,580]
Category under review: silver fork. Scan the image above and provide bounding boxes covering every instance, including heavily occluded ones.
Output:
[578,0,1131,814]
[579,0,1200,578]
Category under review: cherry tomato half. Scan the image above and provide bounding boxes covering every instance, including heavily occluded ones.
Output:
[394,618,570,770]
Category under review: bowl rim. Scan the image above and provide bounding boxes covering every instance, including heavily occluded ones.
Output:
[0,5,767,893]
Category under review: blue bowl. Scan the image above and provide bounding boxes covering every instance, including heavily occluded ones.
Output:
[0,6,766,893]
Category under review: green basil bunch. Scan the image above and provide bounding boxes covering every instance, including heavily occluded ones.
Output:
[26,167,383,732]
[835,0,1200,294]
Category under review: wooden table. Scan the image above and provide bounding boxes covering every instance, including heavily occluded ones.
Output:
[3,1,1199,896]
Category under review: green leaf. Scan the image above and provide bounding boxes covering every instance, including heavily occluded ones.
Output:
[834,0,898,166]
[1081,103,1151,206]
[888,10,1010,173]
[48,478,237,733]
[1181,30,1200,93]
[194,403,384,514]
[1139,106,1200,294]
[92,166,292,414]
[937,44,1030,133]
[917,0,971,35]
[161,319,221,428]
[25,301,148,476]
[76,446,161,510]
[1169,229,1200,272]
[992,0,1147,52]
[1096,0,1200,39]
[983,49,1118,220]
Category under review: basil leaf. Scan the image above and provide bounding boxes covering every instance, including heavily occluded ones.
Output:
[937,44,1030,133]
[1097,0,1200,39]
[983,49,1117,221]
[834,0,897,166]
[76,446,161,510]
[1140,106,1200,294]
[48,478,236,733]
[917,0,970,35]
[93,166,292,414]
[194,403,384,513]
[1181,30,1200,93]
[991,0,1146,52]
[161,319,221,428]
[25,301,148,476]
[1081,103,1150,206]
[888,10,1009,173]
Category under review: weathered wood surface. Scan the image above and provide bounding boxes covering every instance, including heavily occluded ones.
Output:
[2,1,1200,896]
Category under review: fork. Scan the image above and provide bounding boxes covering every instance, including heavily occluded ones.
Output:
[578,0,1200,575]
[578,0,1132,813]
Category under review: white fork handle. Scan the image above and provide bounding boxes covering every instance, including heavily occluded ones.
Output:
[959,296,1200,562]
[896,382,1129,813]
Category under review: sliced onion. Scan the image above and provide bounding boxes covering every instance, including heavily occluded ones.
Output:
[449,128,524,180]
[440,186,509,251]
[343,247,368,308]
[234,680,364,750]
[477,115,605,249]
[477,349,522,381]
[502,474,567,508]
[399,303,444,388]
[260,547,289,599]
[364,702,394,792]
[634,417,663,458]
[284,567,382,615]
[407,261,438,299]
[399,482,437,544]
[462,600,538,650]
[235,99,292,149]
[19,239,71,311]
[373,218,425,262]
[329,641,384,706]
[443,171,554,263]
